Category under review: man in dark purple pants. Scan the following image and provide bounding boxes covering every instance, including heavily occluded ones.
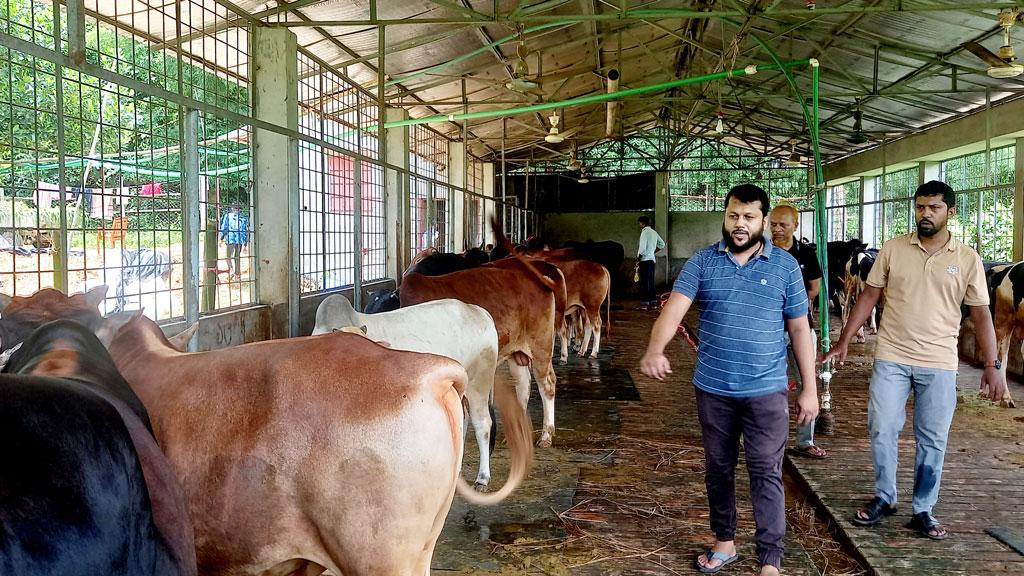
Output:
[640,184,818,576]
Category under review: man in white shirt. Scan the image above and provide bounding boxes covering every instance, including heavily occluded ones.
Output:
[636,215,666,310]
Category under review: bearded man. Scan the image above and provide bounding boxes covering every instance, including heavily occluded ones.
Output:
[641,184,818,576]
[822,180,1005,540]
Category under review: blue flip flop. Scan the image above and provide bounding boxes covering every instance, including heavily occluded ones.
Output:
[695,549,740,574]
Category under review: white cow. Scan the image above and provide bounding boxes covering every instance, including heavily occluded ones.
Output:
[313,295,514,495]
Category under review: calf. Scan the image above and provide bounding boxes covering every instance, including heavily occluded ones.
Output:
[532,256,611,361]
[984,262,1024,407]
[313,295,533,495]
[0,320,195,576]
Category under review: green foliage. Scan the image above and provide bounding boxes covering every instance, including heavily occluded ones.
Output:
[669,140,810,211]
[0,0,249,201]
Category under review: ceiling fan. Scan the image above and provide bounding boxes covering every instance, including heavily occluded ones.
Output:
[507,39,541,93]
[962,9,1024,79]
[783,142,804,167]
[566,143,582,171]
[846,103,869,145]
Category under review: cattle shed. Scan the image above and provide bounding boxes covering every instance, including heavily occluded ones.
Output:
[3,1,1024,574]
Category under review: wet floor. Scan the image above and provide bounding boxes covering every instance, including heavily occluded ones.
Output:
[433,306,863,575]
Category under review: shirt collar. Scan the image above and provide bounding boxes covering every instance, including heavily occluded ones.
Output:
[910,231,955,252]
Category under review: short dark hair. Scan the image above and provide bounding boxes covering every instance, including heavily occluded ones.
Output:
[915,180,956,209]
[724,184,769,216]
[637,215,651,226]
[231,201,242,210]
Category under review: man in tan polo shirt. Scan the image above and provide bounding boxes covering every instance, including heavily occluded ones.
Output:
[822,180,1005,541]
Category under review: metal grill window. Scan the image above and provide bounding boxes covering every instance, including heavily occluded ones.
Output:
[864,168,917,247]
[668,141,811,211]
[409,124,450,257]
[941,146,1015,261]
[297,49,385,293]
[198,112,253,310]
[1,0,252,319]
[826,181,861,242]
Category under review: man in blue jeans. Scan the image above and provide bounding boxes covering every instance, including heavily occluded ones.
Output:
[823,180,1006,540]
[636,215,665,310]
[641,184,818,576]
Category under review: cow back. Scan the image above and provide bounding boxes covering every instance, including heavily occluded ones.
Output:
[105,323,469,575]
[400,268,556,355]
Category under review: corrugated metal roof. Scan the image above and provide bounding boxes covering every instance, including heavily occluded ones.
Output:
[81,0,1024,164]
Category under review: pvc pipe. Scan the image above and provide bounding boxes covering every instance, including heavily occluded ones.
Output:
[367,59,811,132]
[606,68,620,138]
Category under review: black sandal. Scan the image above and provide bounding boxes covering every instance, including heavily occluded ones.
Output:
[906,511,949,540]
[851,496,897,526]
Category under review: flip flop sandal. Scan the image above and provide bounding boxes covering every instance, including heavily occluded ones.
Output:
[788,445,828,459]
[851,496,897,526]
[695,549,740,574]
[906,511,950,540]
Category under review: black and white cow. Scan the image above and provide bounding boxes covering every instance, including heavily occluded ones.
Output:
[983,261,1024,407]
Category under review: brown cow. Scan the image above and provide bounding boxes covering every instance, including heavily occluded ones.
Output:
[401,262,561,447]
[0,286,108,346]
[0,290,533,575]
[984,262,1022,407]
[533,257,611,361]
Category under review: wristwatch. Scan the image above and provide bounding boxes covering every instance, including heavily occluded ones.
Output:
[984,359,1002,369]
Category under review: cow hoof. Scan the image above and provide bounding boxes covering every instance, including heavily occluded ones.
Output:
[536,436,552,448]
[559,357,568,365]
[473,481,490,493]
[855,336,866,344]
[1002,398,1016,408]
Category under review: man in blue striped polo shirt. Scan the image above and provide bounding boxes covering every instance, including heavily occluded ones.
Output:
[640,184,818,576]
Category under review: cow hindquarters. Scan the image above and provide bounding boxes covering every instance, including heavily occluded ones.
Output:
[312,380,464,576]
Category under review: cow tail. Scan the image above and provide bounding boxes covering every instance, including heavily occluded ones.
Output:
[455,380,533,505]
[604,282,612,341]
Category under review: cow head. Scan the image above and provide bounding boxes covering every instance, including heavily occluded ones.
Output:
[0,285,108,353]
[364,289,400,314]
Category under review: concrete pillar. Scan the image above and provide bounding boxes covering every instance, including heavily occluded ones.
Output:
[182,109,201,351]
[482,163,496,246]
[448,141,466,251]
[919,161,941,184]
[1014,137,1024,260]
[252,27,299,338]
[655,171,670,287]
[862,176,878,248]
[383,107,408,279]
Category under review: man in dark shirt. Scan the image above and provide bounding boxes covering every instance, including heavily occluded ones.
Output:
[769,204,827,459]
